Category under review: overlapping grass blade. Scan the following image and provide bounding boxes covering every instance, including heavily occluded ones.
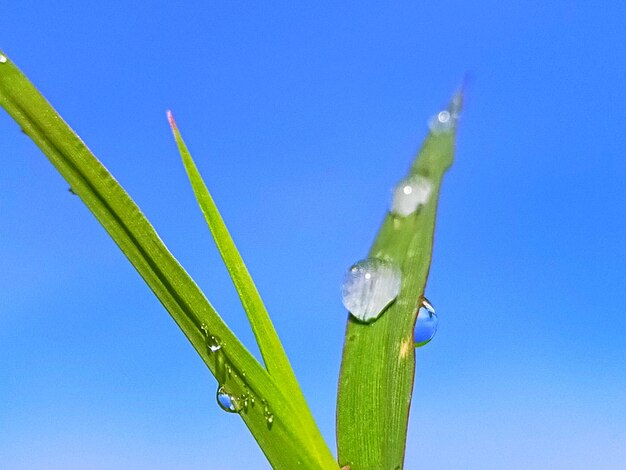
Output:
[336,93,461,469]
[167,111,334,463]
[0,49,337,470]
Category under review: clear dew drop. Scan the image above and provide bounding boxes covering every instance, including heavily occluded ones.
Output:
[428,109,456,134]
[414,297,438,347]
[262,401,274,427]
[391,175,433,217]
[242,392,250,412]
[200,323,222,353]
[341,258,402,323]
[0,54,7,64]
[216,386,242,413]
[207,335,221,353]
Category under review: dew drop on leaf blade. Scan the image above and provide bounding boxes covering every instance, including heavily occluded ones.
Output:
[414,298,438,347]
[391,175,433,217]
[216,386,242,413]
[207,335,221,353]
[341,258,402,323]
[428,109,456,134]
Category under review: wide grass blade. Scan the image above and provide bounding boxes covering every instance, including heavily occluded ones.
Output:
[167,111,332,460]
[336,94,461,469]
[0,50,337,470]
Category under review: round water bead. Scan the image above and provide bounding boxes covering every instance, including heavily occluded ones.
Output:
[207,335,221,353]
[414,298,438,347]
[216,386,242,413]
[428,110,456,134]
[341,258,402,323]
[391,175,433,217]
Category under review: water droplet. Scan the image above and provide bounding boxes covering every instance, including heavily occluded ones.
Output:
[391,175,433,217]
[207,335,221,352]
[216,386,242,413]
[342,258,402,323]
[428,109,456,134]
[242,392,250,412]
[0,54,7,64]
[200,324,221,352]
[262,401,274,427]
[414,297,438,347]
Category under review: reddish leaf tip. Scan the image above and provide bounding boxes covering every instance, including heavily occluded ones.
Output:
[166,110,177,130]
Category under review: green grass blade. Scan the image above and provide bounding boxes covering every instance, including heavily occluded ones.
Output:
[167,111,335,463]
[0,50,337,470]
[336,93,461,469]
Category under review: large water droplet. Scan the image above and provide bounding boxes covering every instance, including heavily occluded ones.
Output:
[428,110,456,134]
[342,258,402,322]
[216,386,242,413]
[0,54,7,64]
[391,175,433,217]
[414,297,438,347]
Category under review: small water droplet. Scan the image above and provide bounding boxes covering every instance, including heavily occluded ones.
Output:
[428,109,456,134]
[0,54,7,64]
[242,392,250,412]
[342,258,402,323]
[216,386,242,413]
[200,324,221,353]
[414,298,438,347]
[391,175,433,217]
[263,402,274,427]
[207,335,221,352]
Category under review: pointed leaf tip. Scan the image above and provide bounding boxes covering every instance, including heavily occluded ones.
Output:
[166,110,177,130]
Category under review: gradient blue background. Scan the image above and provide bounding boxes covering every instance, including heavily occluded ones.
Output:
[2,2,625,469]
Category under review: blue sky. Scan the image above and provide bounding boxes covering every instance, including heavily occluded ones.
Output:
[1,1,626,469]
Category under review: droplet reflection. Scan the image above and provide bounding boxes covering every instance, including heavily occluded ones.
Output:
[216,386,242,413]
[414,297,438,347]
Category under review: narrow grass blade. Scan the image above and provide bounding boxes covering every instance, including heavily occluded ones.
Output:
[0,50,337,470]
[167,111,334,462]
[336,94,461,469]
